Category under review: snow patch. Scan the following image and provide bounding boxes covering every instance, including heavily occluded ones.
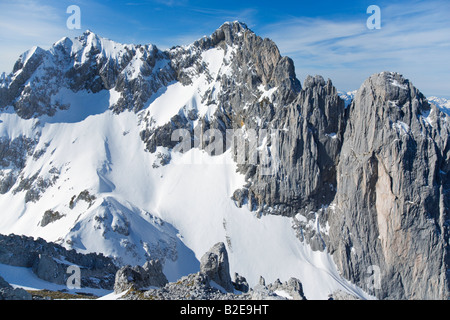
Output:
[390,79,408,90]
[258,85,278,103]
[393,120,410,135]
[201,48,225,79]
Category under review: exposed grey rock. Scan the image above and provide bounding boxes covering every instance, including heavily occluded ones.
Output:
[248,284,288,301]
[259,276,266,286]
[200,242,234,292]
[40,210,64,227]
[114,259,168,293]
[241,74,346,218]
[114,265,147,293]
[12,171,59,203]
[326,72,449,300]
[267,277,306,300]
[32,254,67,284]
[121,271,303,301]
[142,260,168,287]
[232,272,249,293]
[328,290,361,300]
[69,189,96,209]
[0,136,38,195]
[152,150,171,168]
[0,233,118,289]
[140,272,242,300]
[0,275,32,300]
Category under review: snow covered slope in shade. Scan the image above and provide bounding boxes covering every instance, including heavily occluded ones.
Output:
[41,88,118,124]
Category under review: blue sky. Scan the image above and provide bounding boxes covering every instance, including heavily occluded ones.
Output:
[0,0,449,98]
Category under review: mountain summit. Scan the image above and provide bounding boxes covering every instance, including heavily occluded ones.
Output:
[0,22,448,300]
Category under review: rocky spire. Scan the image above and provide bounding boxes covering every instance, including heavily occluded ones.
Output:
[327,71,449,299]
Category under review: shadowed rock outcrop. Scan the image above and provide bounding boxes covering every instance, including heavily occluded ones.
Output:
[114,260,168,293]
[0,275,32,300]
[199,242,234,292]
[0,234,118,289]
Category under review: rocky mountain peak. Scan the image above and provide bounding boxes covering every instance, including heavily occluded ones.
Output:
[12,46,47,73]
[327,70,450,299]
[211,21,250,46]
[356,71,428,112]
[303,74,326,88]
[82,29,96,36]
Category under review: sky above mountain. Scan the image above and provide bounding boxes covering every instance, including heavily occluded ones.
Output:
[0,0,449,98]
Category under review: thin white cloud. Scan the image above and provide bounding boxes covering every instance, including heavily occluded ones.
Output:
[261,1,450,97]
[149,6,258,49]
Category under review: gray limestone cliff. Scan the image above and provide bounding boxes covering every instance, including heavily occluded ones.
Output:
[199,242,234,292]
[326,72,449,299]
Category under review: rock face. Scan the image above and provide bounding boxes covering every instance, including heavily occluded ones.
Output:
[200,242,234,292]
[0,234,118,289]
[0,135,38,197]
[326,72,450,300]
[240,74,346,218]
[266,277,306,300]
[0,275,32,300]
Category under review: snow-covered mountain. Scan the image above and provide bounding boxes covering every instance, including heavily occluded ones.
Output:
[337,90,357,108]
[427,96,450,116]
[0,22,448,300]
